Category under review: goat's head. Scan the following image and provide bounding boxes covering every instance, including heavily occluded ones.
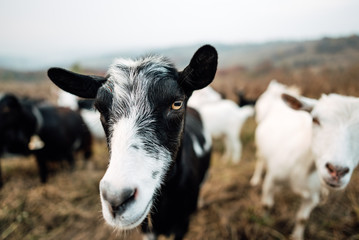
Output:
[282,93,359,190]
[0,94,22,132]
[47,45,217,229]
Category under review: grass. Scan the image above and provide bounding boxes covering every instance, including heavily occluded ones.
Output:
[0,118,358,240]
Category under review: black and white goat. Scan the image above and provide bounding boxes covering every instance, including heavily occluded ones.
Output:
[47,45,217,240]
[0,93,93,187]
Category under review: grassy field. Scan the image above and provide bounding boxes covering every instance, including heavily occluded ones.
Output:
[1,118,359,240]
[1,63,359,239]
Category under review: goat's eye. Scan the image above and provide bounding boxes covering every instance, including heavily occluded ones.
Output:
[312,117,320,126]
[171,101,183,110]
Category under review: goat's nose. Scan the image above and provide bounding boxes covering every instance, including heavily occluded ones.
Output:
[100,181,137,217]
[325,163,350,180]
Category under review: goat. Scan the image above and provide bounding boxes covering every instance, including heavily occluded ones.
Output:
[47,45,218,240]
[188,86,254,163]
[254,80,301,124]
[0,93,93,186]
[253,88,359,240]
[250,80,301,186]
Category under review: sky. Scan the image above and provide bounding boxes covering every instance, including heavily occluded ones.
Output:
[0,0,359,69]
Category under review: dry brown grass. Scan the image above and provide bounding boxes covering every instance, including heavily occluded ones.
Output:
[211,63,359,102]
[1,119,359,240]
[1,63,359,239]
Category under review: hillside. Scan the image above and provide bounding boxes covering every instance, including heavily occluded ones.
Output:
[1,35,359,74]
[79,35,359,70]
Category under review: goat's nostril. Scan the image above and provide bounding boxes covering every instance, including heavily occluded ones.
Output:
[338,167,349,177]
[118,188,136,207]
[325,163,350,179]
[325,163,335,174]
[100,185,137,217]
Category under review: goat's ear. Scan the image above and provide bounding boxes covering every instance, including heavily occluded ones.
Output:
[179,45,218,93]
[281,93,316,112]
[47,68,107,98]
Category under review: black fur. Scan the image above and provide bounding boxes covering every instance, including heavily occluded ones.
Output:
[77,99,95,110]
[141,107,210,239]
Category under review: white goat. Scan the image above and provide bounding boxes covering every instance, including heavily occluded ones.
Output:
[255,80,301,124]
[57,89,78,110]
[250,80,300,186]
[253,86,359,239]
[187,85,222,108]
[188,86,254,163]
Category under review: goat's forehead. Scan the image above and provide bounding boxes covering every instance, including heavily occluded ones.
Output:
[107,56,177,82]
[314,95,359,120]
[94,56,186,122]
[102,56,183,104]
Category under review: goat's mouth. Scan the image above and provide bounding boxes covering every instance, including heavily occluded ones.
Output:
[103,198,153,230]
[121,199,153,229]
[322,178,345,190]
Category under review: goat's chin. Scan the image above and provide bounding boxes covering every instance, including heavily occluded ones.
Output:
[102,199,153,230]
[321,178,347,191]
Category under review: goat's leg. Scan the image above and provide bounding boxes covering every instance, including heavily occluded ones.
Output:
[66,153,75,171]
[231,138,242,164]
[0,159,3,188]
[221,135,233,163]
[36,156,48,183]
[291,193,320,240]
[250,155,265,186]
[261,173,275,209]
[173,218,190,240]
[141,218,157,240]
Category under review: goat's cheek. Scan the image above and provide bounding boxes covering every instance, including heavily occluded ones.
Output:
[164,118,184,145]
[311,134,329,164]
[341,174,351,187]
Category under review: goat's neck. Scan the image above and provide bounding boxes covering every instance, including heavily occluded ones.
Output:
[291,152,316,180]
[22,103,43,135]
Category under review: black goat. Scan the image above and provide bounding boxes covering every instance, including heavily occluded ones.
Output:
[0,93,92,187]
[47,45,217,240]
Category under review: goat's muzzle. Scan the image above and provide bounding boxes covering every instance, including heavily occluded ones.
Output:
[100,180,137,218]
[324,163,350,188]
